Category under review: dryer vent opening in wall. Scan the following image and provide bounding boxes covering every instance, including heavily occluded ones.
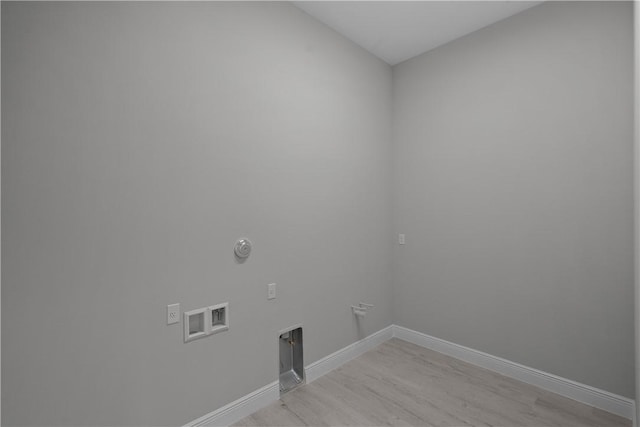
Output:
[279,327,304,394]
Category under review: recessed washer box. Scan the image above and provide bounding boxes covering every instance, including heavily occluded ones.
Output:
[184,308,208,342]
[279,325,304,394]
[208,302,229,335]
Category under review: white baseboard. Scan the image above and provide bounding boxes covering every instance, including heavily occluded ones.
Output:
[183,381,279,427]
[184,325,394,427]
[184,324,635,426]
[393,325,635,421]
[306,325,394,383]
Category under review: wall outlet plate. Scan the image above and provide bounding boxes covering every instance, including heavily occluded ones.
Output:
[267,283,276,300]
[167,303,180,325]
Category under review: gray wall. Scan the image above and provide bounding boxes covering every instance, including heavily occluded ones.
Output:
[635,0,640,422]
[1,2,393,426]
[3,1,636,426]
[392,1,634,398]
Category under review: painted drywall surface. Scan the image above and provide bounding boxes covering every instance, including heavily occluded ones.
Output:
[0,3,3,425]
[1,2,393,426]
[393,1,634,398]
[634,0,639,423]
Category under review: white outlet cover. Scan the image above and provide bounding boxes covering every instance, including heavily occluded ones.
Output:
[267,283,276,300]
[167,303,180,325]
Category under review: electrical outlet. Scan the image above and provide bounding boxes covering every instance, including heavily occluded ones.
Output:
[399,234,405,245]
[267,283,276,300]
[167,303,180,325]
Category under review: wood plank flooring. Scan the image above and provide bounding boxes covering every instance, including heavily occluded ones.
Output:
[234,338,631,427]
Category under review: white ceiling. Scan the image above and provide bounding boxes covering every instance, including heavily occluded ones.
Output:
[293,1,543,65]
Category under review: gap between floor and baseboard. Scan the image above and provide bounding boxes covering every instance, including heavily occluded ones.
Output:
[184,324,635,427]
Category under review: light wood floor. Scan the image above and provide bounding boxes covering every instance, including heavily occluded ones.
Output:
[234,338,631,427]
